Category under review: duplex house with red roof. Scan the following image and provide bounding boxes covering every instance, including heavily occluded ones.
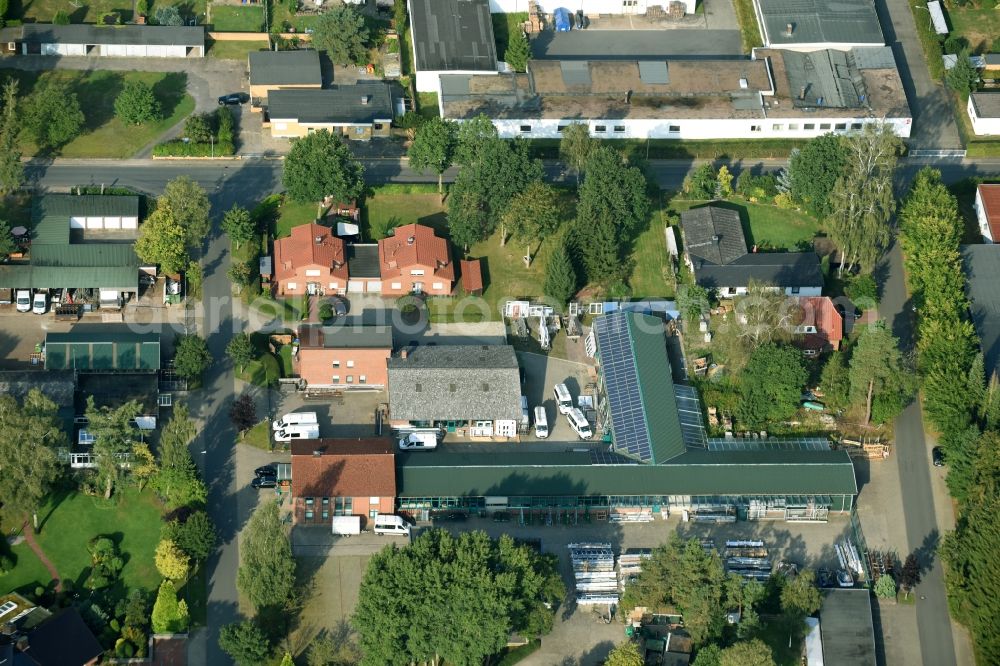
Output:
[290,438,396,526]
[377,223,455,296]
[274,223,348,296]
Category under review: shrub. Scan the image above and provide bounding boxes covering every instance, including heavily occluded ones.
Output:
[319,303,333,321]
[53,10,70,24]
[735,172,779,201]
[153,140,235,157]
[155,5,182,25]
[114,80,161,125]
[0,554,13,574]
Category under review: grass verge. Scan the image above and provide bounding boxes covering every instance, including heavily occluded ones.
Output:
[211,5,265,31]
[909,0,945,81]
[240,420,273,451]
[733,0,764,51]
[416,91,440,120]
[206,38,269,60]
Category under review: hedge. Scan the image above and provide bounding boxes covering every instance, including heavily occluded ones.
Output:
[153,140,235,157]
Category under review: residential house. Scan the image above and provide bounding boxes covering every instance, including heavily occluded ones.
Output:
[968,93,1000,136]
[387,345,522,437]
[791,296,844,354]
[680,205,823,296]
[974,183,1000,242]
[378,223,456,296]
[273,223,348,296]
[290,438,396,526]
[266,83,393,140]
[11,24,204,57]
[408,0,498,93]
[297,324,393,389]
[248,49,323,110]
[752,0,883,50]
[10,607,104,666]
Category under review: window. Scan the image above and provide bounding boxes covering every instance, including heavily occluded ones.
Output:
[328,282,338,289]
[158,393,172,407]
[322,510,329,520]
[305,269,321,277]
[347,360,354,368]
[432,282,444,290]
[369,509,378,519]
[750,125,762,132]
[374,123,384,130]
[347,375,354,383]
[332,375,340,383]
[410,269,425,276]
[613,125,626,132]
[287,282,297,291]
[594,125,607,133]
[370,496,379,504]
[791,286,800,294]
[322,497,330,505]
[835,123,847,130]
[306,497,314,506]
[557,124,567,132]
[334,497,352,516]
[819,123,831,130]
[359,375,367,384]
[669,125,680,132]
[519,125,531,133]
[332,360,340,368]
[851,122,863,130]
[804,123,815,130]
[391,282,402,289]
[305,510,314,519]
[788,123,799,130]
[772,123,783,131]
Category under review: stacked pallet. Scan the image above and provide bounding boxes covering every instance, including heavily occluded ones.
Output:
[569,543,618,605]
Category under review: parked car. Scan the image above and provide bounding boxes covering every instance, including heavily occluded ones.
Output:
[329,296,348,317]
[932,446,945,467]
[251,475,277,489]
[218,92,249,106]
[254,465,277,478]
[15,289,31,312]
[32,291,48,315]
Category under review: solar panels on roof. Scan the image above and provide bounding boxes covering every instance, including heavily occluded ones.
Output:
[594,313,654,462]
[674,384,708,448]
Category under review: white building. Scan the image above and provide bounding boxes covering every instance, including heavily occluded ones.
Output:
[13,24,204,57]
[438,47,911,140]
[968,93,1000,136]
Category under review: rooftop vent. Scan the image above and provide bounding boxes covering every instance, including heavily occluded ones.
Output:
[407,236,415,245]
[361,95,371,105]
[415,383,422,392]
[739,78,748,89]
[312,449,322,457]
[712,235,720,243]
[315,235,324,244]
[449,383,457,392]
[482,382,489,391]
[785,22,794,36]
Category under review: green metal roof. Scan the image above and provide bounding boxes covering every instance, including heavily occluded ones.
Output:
[31,194,140,246]
[31,244,138,268]
[629,313,685,462]
[396,449,858,497]
[0,264,138,289]
[45,332,160,371]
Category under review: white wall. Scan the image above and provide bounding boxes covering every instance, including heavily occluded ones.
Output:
[416,69,499,93]
[975,188,994,243]
[484,115,912,140]
[969,96,1000,136]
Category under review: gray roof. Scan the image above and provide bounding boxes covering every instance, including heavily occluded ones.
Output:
[971,93,1000,119]
[985,54,1000,66]
[962,245,1000,379]
[348,244,381,278]
[409,0,497,73]
[0,370,75,407]
[781,50,868,108]
[20,24,204,47]
[249,49,322,86]
[820,589,877,666]
[755,0,883,46]
[299,324,393,349]
[694,252,825,290]
[388,345,521,421]
[681,206,747,266]
[267,84,392,124]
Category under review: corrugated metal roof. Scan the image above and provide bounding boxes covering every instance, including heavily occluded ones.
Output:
[31,195,139,246]
[45,332,160,371]
[31,244,138,268]
[409,0,497,73]
[0,265,138,289]
[851,46,896,70]
[757,0,883,46]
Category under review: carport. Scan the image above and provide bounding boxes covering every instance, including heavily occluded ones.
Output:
[18,24,205,58]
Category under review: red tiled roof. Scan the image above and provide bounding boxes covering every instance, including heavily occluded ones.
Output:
[378,223,455,281]
[797,296,843,347]
[274,223,347,283]
[290,438,396,497]
[460,259,483,293]
[978,185,1000,241]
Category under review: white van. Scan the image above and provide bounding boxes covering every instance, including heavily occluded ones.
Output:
[331,515,361,536]
[15,290,30,312]
[554,383,573,415]
[398,432,438,451]
[272,412,318,431]
[373,513,411,536]
[534,406,549,439]
[274,424,320,442]
[567,407,593,440]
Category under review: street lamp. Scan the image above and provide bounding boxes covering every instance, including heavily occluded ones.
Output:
[210,134,214,159]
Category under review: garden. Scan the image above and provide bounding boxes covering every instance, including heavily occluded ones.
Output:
[8,0,206,24]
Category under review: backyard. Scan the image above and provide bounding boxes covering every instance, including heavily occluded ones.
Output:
[237,330,297,387]
[210,4,265,31]
[0,69,193,158]
[8,0,206,23]
[206,38,269,60]
[944,2,1000,52]
[670,198,823,251]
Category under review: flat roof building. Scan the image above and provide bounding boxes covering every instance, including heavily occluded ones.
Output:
[15,23,204,57]
[408,0,498,92]
[266,84,393,140]
[752,0,884,50]
[962,245,1000,380]
[819,589,877,665]
[968,92,1000,136]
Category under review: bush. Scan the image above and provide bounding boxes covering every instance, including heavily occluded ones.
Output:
[153,140,236,157]
[735,172,779,201]
[944,34,969,55]
[155,5,182,25]
[53,10,70,24]
[319,303,333,321]
[184,113,213,143]
[0,554,13,574]
[846,274,878,307]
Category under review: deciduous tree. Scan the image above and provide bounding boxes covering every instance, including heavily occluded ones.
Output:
[135,207,189,274]
[227,261,252,292]
[230,393,257,432]
[154,538,190,581]
[899,553,921,598]
[221,205,256,249]
[226,333,255,372]
[130,442,158,491]
[604,641,644,666]
[502,181,562,265]
[23,83,84,150]
[780,569,822,620]
[114,80,161,125]
[183,113,213,143]
[219,621,271,666]
[407,116,456,196]
[173,334,211,380]
[283,130,365,204]
[85,397,142,499]
[558,123,593,185]
[0,78,24,194]
[682,164,718,200]
[789,134,847,218]
[719,639,776,666]
[312,6,370,65]
[161,176,211,250]
[736,344,806,429]
[238,500,296,611]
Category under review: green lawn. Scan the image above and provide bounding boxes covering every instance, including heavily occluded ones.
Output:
[733,0,764,51]
[211,5,265,31]
[670,198,822,251]
[0,69,193,159]
[947,5,1000,53]
[274,199,322,239]
[362,188,446,241]
[628,208,675,299]
[416,92,440,120]
[240,419,272,451]
[207,38,269,60]
[1,543,57,596]
[10,0,206,27]
[237,332,294,386]
[2,486,162,596]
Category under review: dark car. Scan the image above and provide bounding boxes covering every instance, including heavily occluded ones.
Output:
[329,296,348,317]
[434,511,468,522]
[218,92,249,106]
[252,475,277,489]
[932,446,945,467]
[254,465,277,478]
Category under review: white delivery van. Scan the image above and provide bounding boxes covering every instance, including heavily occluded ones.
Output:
[398,431,438,451]
[567,407,593,440]
[373,513,411,536]
[15,290,31,312]
[554,383,573,414]
[534,406,549,439]
[331,515,361,536]
[274,424,321,442]
[272,411,319,431]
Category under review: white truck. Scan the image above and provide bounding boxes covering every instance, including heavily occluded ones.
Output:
[273,412,319,431]
[331,515,361,536]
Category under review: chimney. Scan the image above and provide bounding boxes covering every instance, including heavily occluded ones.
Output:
[312,449,322,457]
[407,236,415,245]
[401,348,408,359]
[712,235,720,244]
[361,95,371,105]
[785,22,793,36]
[799,86,806,100]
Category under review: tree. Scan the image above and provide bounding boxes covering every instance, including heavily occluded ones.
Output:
[219,621,270,666]
[504,28,530,73]
[408,117,456,196]
[164,510,217,564]
[0,220,13,260]
[604,641,644,666]
[849,321,913,425]
[283,130,365,204]
[230,393,257,432]
[716,165,734,198]
[135,207,189,274]
[692,644,723,666]
[161,177,211,250]
[173,334,211,380]
[155,538,190,581]
[85,397,142,499]
[719,639,776,666]
[559,123,593,185]
[544,243,577,306]
[393,0,407,31]
[874,574,897,599]
[151,580,189,633]
[732,281,795,351]
[237,500,296,611]
[154,5,182,25]
[153,404,207,511]
[227,262,252,292]
[306,630,360,666]
[0,78,23,194]
[454,114,499,166]
[279,654,294,666]
[826,124,900,276]
[789,133,847,217]
[312,6,370,65]
[114,80,160,125]
[780,569,822,620]
[130,442,158,491]
[23,83,84,150]
[226,333,255,372]
[946,48,979,95]
[85,536,124,589]
[683,164,718,200]
[899,554,921,598]
[502,182,562,265]
[678,284,711,324]
[183,113,213,143]
[221,205,256,249]
[135,0,148,15]
[819,351,851,412]
[736,344,807,429]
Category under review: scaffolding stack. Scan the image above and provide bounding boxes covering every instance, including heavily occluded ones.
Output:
[569,543,619,605]
[836,538,866,579]
[724,540,772,581]
[617,548,652,590]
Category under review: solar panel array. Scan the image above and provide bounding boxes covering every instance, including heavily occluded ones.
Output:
[594,313,654,462]
[706,437,832,452]
[674,385,708,448]
[590,447,641,465]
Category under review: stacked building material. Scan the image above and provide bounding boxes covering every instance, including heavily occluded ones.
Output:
[725,540,772,580]
[569,543,619,605]
[617,548,652,590]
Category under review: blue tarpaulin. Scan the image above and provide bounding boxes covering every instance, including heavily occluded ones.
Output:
[554,7,571,31]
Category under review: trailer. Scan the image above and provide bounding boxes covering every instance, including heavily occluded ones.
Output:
[332,515,362,536]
